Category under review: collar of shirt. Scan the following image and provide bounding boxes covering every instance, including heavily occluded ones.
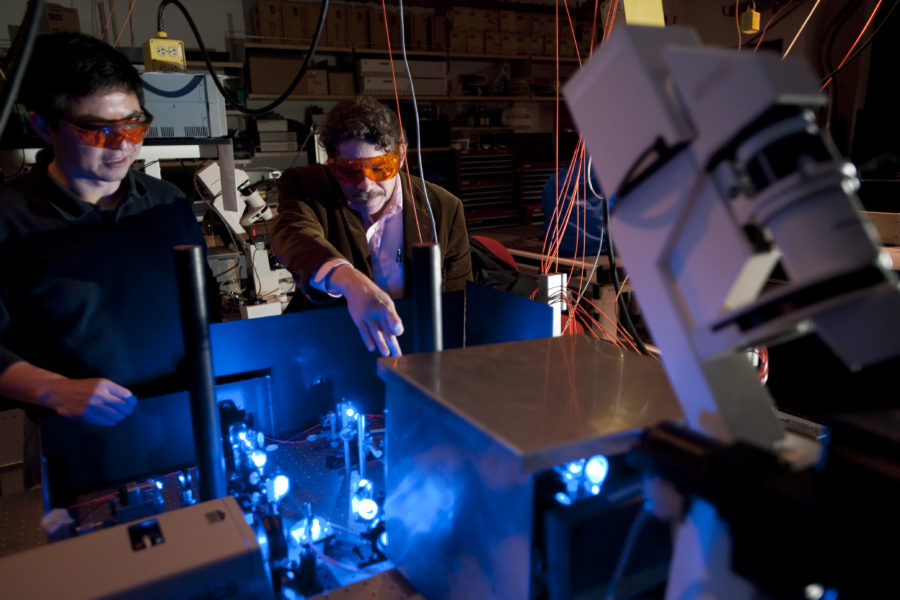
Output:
[41,166,140,221]
[365,175,405,298]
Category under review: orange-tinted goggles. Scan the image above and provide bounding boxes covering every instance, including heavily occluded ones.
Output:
[64,109,153,149]
[328,152,401,183]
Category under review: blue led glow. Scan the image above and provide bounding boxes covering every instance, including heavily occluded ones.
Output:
[345,407,355,418]
[250,450,267,468]
[567,459,584,474]
[257,531,268,557]
[289,522,303,544]
[271,474,290,501]
[357,498,379,520]
[290,517,332,544]
[585,455,609,485]
[555,492,573,506]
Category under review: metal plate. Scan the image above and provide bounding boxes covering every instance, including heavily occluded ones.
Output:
[379,334,683,474]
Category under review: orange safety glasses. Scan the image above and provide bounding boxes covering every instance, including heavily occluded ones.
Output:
[63,109,153,149]
[327,152,401,184]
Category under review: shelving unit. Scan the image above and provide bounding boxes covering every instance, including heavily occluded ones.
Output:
[228,1,587,226]
[240,42,578,102]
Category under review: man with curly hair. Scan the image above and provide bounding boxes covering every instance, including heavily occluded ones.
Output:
[272,96,472,356]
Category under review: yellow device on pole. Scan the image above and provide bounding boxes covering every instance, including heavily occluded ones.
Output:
[143,31,186,72]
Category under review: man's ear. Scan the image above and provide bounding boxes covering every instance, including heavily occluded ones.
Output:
[27,111,53,144]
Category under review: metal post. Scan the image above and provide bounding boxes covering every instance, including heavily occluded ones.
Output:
[175,245,227,501]
[412,243,443,353]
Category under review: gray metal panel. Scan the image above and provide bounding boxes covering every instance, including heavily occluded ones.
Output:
[0,496,272,599]
[141,72,227,138]
[379,335,683,600]
[379,334,683,474]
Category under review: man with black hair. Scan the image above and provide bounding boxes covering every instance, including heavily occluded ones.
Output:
[272,96,472,357]
[0,32,210,439]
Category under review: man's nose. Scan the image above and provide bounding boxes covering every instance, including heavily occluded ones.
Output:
[356,175,376,191]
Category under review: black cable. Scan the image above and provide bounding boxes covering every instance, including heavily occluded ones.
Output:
[602,196,650,356]
[818,0,900,85]
[817,0,861,77]
[0,0,45,138]
[604,505,651,600]
[155,0,328,116]
[396,0,438,244]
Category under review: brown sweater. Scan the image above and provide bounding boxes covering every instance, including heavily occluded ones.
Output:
[271,165,472,304]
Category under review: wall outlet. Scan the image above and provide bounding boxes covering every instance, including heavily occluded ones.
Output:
[143,34,186,72]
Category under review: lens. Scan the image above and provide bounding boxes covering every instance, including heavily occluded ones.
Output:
[66,112,152,149]
[329,162,364,184]
[328,153,400,183]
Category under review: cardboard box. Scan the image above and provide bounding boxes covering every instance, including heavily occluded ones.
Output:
[282,1,303,42]
[282,1,320,43]
[258,131,297,142]
[469,8,486,31]
[517,13,534,35]
[387,10,402,46]
[409,12,429,50]
[249,52,327,95]
[466,32,485,55]
[349,5,368,48]
[485,32,502,55]
[41,4,80,33]
[358,76,446,97]
[369,7,389,49]
[451,7,470,31]
[542,35,555,57]
[296,69,329,95]
[500,10,518,33]
[251,0,283,42]
[501,33,518,55]
[449,31,468,53]
[325,3,350,46]
[559,35,577,57]
[431,15,448,50]
[249,53,286,94]
[532,14,554,37]
[358,59,446,80]
[328,71,354,96]
[484,10,500,32]
[866,212,900,245]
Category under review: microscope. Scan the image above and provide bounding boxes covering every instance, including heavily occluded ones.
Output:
[565,25,900,599]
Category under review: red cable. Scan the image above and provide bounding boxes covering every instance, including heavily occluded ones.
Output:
[820,0,883,90]
[381,0,424,244]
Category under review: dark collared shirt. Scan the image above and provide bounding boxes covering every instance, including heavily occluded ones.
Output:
[0,165,207,391]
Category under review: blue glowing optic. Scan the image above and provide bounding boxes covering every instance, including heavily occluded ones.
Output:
[272,475,290,501]
[585,455,609,485]
[554,492,573,506]
[567,459,584,474]
[357,498,379,520]
[250,450,267,468]
[345,407,355,417]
